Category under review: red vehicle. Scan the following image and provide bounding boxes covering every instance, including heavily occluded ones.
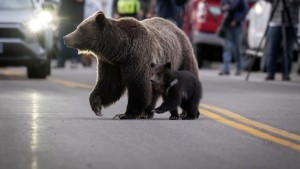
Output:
[182,0,255,67]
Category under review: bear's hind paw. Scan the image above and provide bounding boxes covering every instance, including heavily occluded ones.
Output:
[181,116,198,120]
[169,116,179,120]
[113,114,137,120]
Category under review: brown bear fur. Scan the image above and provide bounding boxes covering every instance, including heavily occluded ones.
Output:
[64,11,199,119]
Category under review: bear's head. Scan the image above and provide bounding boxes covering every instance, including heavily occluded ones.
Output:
[63,11,112,54]
[150,62,172,86]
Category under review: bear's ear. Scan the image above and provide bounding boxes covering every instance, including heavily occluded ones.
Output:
[95,11,105,25]
[150,63,156,68]
[164,62,171,69]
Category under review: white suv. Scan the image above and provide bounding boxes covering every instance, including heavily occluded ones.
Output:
[0,0,55,78]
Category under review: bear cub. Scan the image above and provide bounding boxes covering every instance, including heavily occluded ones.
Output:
[150,62,202,120]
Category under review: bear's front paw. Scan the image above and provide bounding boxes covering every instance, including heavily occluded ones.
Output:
[179,111,187,119]
[140,109,154,119]
[152,108,164,114]
[90,96,102,116]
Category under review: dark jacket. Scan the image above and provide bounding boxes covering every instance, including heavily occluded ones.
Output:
[155,0,179,22]
[266,0,300,26]
[221,0,248,27]
[58,0,84,22]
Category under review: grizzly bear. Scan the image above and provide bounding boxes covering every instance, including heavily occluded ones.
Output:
[150,62,202,120]
[64,11,199,119]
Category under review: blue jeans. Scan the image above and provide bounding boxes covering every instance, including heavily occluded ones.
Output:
[57,22,81,67]
[222,25,243,73]
[266,26,296,77]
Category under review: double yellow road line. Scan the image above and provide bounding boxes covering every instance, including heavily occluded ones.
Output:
[200,104,300,151]
[47,76,300,152]
[1,70,300,152]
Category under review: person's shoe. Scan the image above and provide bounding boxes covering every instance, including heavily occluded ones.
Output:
[265,75,275,81]
[53,65,64,68]
[235,71,242,76]
[219,71,230,76]
[70,62,79,69]
[282,76,291,81]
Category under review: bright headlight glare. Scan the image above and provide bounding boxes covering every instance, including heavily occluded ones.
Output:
[28,11,53,32]
[40,11,53,24]
[28,19,43,32]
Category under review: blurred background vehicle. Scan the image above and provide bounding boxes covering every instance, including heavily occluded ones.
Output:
[183,0,256,68]
[0,0,57,78]
[244,0,300,71]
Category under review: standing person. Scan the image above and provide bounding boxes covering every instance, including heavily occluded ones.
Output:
[112,0,141,19]
[55,0,85,68]
[139,0,152,19]
[149,0,180,26]
[84,0,103,19]
[219,0,248,76]
[102,0,114,17]
[265,0,300,81]
[82,0,103,67]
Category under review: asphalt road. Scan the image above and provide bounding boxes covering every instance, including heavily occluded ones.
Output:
[0,64,300,169]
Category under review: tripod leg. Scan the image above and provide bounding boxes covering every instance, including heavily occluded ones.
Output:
[245,0,280,81]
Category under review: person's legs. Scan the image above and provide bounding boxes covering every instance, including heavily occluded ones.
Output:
[282,26,297,80]
[56,22,70,67]
[69,22,81,68]
[232,26,243,75]
[266,26,282,80]
[220,27,233,75]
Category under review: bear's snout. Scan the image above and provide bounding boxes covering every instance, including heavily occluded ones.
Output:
[63,35,76,48]
[63,35,72,47]
[63,35,69,45]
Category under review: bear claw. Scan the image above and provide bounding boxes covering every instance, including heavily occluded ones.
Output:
[169,116,179,120]
[113,114,137,119]
[153,108,164,114]
[95,106,102,116]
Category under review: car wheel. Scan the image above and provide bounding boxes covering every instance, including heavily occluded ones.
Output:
[27,62,47,79]
[46,58,51,76]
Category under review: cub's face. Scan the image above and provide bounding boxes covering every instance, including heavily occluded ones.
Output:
[150,62,172,86]
[64,11,106,51]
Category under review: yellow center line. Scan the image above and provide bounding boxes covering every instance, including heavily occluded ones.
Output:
[47,77,94,89]
[200,108,300,152]
[201,104,300,143]
[46,77,300,151]
[3,69,299,151]
[0,69,25,77]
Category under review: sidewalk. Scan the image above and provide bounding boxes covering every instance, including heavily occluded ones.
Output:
[200,62,300,85]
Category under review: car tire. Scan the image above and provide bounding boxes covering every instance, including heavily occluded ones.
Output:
[46,58,51,76]
[27,62,48,79]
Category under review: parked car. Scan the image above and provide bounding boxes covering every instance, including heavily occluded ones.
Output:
[0,0,56,78]
[183,0,256,67]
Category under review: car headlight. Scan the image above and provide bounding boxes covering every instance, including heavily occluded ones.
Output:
[28,11,53,33]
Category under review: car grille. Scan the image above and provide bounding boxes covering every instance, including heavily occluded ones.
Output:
[0,28,25,40]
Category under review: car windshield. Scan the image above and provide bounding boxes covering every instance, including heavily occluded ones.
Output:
[0,0,33,10]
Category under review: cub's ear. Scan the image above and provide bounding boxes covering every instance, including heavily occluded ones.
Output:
[150,63,156,68]
[164,62,171,69]
[95,11,105,25]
